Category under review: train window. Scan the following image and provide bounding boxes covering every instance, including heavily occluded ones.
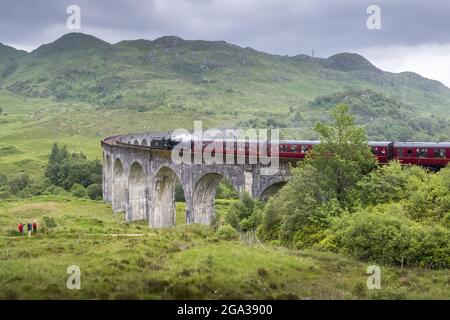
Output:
[417,148,428,158]
[370,147,376,155]
[397,148,404,157]
[290,145,296,152]
[237,142,245,150]
[281,145,288,152]
[301,146,308,153]
[434,148,445,158]
[406,149,413,156]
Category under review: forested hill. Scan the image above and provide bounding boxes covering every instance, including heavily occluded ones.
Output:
[0,32,449,140]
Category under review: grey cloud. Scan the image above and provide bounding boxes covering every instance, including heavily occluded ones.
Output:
[0,0,449,57]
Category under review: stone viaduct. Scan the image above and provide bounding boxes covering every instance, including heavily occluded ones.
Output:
[101,132,294,228]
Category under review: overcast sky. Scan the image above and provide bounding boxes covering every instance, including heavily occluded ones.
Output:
[1,0,450,86]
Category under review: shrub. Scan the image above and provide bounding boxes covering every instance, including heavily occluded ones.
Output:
[0,174,7,185]
[355,161,410,206]
[331,204,412,265]
[225,192,263,232]
[330,202,450,268]
[216,180,238,199]
[9,173,30,194]
[71,183,86,198]
[25,178,51,196]
[86,183,102,200]
[46,185,69,195]
[42,216,57,229]
[0,185,13,200]
[407,224,450,269]
[216,224,238,240]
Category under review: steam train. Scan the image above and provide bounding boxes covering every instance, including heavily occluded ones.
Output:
[148,136,450,168]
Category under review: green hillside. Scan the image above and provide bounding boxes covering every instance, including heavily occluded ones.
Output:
[305,89,450,141]
[0,32,449,137]
[0,43,27,78]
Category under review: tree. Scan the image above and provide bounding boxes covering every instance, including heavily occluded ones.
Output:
[45,143,69,186]
[44,143,102,190]
[260,104,376,247]
[308,104,376,205]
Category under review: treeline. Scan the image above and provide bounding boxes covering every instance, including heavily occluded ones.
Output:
[224,104,450,269]
[0,143,102,200]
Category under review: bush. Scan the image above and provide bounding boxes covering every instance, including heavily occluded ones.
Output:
[355,161,411,206]
[0,174,7,185]
[9,173,30,194]
[86,183,102,200]
[71,183,86,198]
[0,185,13,200]
[407,224,450,269]
[42,216,57,229]
[26,178,51,196]
[224,192,263,232]
[216,224,239,241]
[46,185,69,196]
[331,204,412,265]
[330,203,450,268]
[216,180,238,199]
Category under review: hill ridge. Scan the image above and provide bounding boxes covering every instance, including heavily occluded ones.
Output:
[0,32,448,122]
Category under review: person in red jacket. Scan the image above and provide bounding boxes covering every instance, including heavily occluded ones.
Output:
[32,221,37,233]
[18,223,24,235]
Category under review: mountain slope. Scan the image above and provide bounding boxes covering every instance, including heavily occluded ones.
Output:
[0,32,448,140]
[307,89,450,141]
[0,43,28,78]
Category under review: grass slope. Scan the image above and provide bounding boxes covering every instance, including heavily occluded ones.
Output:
[0,197,449,300]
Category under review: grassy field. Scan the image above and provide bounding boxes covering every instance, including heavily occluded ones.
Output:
[1,92,449,300]
[0,196,449,300]
[0,91,256,178]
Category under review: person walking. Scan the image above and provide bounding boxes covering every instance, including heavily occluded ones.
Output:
[18,223,24,235]
[32,220,37,233]
[27,223,32,237]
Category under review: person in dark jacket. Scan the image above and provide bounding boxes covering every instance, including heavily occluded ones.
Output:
[27,223,32,237]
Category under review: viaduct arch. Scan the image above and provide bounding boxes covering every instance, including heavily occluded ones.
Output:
[101,132,292,228]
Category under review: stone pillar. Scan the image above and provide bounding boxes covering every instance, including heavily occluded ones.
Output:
[244,170,254,197]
